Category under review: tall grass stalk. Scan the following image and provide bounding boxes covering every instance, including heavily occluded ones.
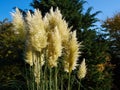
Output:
[31,53,35,90]
[43,49,48,90]
[55,67,58,90]
[61,75,63,90]
[78,79,81,90]
[24,60,29,90]
[43,65,46,90]
[68,72,71,90]
[49,68,52,90]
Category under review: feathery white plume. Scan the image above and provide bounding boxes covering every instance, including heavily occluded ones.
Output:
[77,58,87,79]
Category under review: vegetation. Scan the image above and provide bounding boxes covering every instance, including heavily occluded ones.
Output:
[0,0,119,90]
[0,19,27,90]
[102,13,120,90]
[31,0,113,90]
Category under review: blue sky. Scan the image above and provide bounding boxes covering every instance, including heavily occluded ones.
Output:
[84,0,120,27]
[0,0,120,24]
[0,0,33,21]
[85,0,120,21]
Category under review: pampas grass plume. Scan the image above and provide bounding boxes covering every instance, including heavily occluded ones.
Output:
[11,8,26,40]
[47,27,62,67]
[26,9,47,52]
[77,58,87,79]
[64,31,81,73]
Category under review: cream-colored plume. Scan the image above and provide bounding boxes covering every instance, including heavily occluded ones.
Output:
[64,31,81,73]
[44,7,81,71]
[77,58,87,79]
[47,27,62,68]
[43,7,70,46]
[11,8,26,39]
[26,9,47,52]
[25,50,33,66]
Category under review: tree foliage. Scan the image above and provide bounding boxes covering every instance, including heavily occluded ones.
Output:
[31,0,100,31]
[102,13,120,57]
[0,19,27,90]
[102,13,120,90]
[0,20,24,61]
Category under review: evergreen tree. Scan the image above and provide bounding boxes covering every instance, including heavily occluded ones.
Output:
[81,29,113,90]
[30,0,113,90]
[31,0,100,32]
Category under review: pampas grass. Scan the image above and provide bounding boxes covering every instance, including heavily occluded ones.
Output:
[78,58,87,79]
[12,7,86,90]
[11,8,26,41]
[77,58,87,90]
